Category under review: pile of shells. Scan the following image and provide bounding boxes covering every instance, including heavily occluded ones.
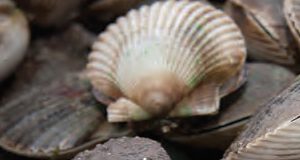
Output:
[1,0,300,160]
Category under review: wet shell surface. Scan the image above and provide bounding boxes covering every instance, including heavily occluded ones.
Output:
[87,1,246,122]
[13,0,84,27]
[159,63,295,150]
[0,74,131,159]
[223,76,300,160]
[0,0,29,81]
[284,0,300,50]
[225,0,297,65]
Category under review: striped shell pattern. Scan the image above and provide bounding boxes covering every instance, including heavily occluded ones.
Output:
[87,1,246,122]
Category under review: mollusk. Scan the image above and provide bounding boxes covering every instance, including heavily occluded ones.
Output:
[225,0,297,65]
[0,74,131,158]
[87,1,246,122]
[223,75,300,160]
[0,0,29,81]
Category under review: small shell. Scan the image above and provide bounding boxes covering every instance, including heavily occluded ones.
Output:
[223,76,300,160]
[87,1,246,122]
[14,0,84,28]
[0,74,131,158]
[225,0,297,65]
[0,0,29,81]
[284,0,300,51]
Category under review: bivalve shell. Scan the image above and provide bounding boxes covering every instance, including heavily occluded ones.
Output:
[0,74,131,159]
[225,0,298,65]
[87,1,246,122]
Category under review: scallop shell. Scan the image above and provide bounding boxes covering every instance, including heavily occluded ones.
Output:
[225,0,297,65]
[223,76,300,160]
[14,0,84,27]
[284,0,300,51]
[0,74,132,159]
[87,1,246,122]
[0,0,29,81]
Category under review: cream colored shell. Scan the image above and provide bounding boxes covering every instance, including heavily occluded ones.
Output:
[87,1,246,122]
[0,0,29,81]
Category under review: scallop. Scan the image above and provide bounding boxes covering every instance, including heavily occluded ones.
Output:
[87,1,246,122]
[0,0,29,81]
[223,75,300,160]
[0,74,131,158]
[225,0,297,65]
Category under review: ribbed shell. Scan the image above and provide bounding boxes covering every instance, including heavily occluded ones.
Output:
[87,1,246,109]
[0,74,131,158]
[225,0,297,65]
[285,0,300,50]
[223,76,300,160]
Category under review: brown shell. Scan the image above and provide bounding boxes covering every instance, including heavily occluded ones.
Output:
[0,74,131,159]
[223,76,300,159]
[0,24,132,159]
[225,0,298,65]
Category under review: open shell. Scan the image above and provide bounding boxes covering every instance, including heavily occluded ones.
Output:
[223,76,300,160]
[0,0,29,81]
[225,0,297,65]
[87,1,246,122]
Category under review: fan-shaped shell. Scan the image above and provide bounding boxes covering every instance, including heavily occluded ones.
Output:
[0,74,131,159]
[225,0,297,65]
[0,0,29,81]
[87,1,246,122]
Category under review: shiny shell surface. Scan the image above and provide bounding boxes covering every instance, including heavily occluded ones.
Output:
[87,0,246,122]
[223,76,300,160]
